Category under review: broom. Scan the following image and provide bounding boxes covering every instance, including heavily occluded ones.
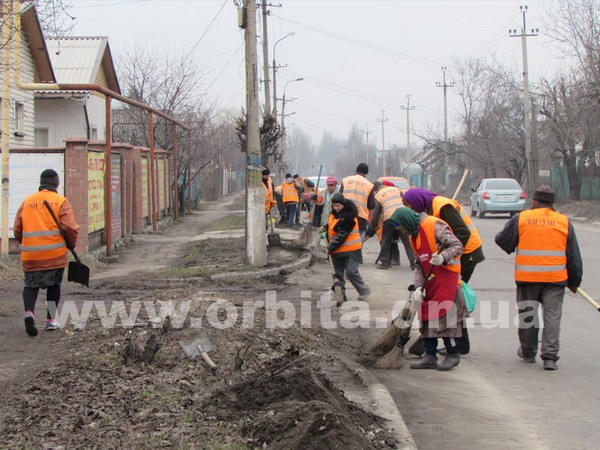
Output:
[368,263,435,356]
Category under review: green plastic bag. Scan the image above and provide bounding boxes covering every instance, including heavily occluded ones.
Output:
[462,281,477,313]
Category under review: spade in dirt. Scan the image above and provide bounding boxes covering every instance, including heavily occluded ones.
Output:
[180,330,217,370]
[267,213,282,247]
[43,200,90,287]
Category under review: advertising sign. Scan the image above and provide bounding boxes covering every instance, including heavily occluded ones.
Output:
[87,152,104,233]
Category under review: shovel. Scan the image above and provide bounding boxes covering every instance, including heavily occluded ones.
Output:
[267,213,282,247]
[43,200,90,287]
[180,330,217,370]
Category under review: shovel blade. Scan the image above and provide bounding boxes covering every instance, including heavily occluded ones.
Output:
[180,331,215,358]
[68,261,90,287]
[267,232,282,247]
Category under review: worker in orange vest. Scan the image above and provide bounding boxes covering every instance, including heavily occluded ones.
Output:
[367,181,417,270]
[495,185,582,371]
[340,163,375,240]
[402,187,485,355]
[262,167,276,228]
[321,193,370,302]
[390,207,467,371]
[281,173,300,226]
[13,169,79,336]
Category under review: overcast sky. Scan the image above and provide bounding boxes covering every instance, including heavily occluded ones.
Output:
[68,0,561,149]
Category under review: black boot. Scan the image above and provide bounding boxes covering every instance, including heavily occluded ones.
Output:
[437,353,460,371]
[408,337,425,356]
[410,354,437,369]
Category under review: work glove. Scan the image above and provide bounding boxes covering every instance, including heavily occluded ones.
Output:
[430,254,444,266]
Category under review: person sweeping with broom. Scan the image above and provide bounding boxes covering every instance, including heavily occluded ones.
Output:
[375,207,468,370]
[321,193,371,303]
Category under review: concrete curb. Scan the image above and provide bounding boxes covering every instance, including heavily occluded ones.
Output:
[339,356,417,450]
[210,253,312,282]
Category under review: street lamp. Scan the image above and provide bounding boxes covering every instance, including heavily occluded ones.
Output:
[272,32,295,119]
[281,77,303,171]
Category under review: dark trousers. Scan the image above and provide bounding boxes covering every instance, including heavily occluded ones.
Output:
[274,191,286,223]
[517,284,564,361]
[377,220,416,266]
[424,337,457,356]
[23,285,60,320]
[330,252,369,297]
[285,203,297,225]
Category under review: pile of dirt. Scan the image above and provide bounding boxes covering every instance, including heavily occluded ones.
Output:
[556,200,600,222]
[206,363,395,449]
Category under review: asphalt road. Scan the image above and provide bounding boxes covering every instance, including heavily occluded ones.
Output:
[361,213,600,450]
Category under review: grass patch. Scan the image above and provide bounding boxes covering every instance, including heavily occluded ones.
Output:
[204,214,245,232]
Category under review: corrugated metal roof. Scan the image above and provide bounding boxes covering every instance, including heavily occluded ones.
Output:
[45,37,108,84]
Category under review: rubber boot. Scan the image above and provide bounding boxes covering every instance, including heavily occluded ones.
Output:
[437,353,460,371]
[410,354,437,369]
[408,337,425,357]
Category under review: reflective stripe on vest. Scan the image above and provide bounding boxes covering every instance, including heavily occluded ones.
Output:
[375,186,404,221]
[342,175,373,221]
[328,214,362,254]
[282,181,299,203]
[410,215,461,274]
[515,208,569,283]
[20,190,68,262]
[431,196,482,255]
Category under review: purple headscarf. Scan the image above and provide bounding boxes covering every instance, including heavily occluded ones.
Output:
[402,188,438,213]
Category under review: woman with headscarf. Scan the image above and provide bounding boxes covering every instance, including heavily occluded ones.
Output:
[321,193,371,303]
[402,188,485,356]
[390,207,468,371]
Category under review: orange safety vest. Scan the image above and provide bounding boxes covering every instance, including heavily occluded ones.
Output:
[20,190,67,264]
[281,181,299,203]
[263,178,275,214]
[410,215,461,274]
[431,196,482,255]
[375,186,405,222]
[328,213,362,254]
[515,208,569,283]
[342,174,373,221]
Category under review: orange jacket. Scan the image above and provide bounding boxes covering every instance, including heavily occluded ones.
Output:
[282,180,299,204]
[515,208,568,283]
[341,174,374,221]
[410,215,461,274]
[263,177,276,214]
[13,190,79,272]
[432,196,482,255]
[375,186,405,221]
[328,214,362,254]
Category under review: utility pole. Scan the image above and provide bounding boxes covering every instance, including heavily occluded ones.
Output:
[261,0,271,115]
[510,5,539,195]
[362,123,371,167]
[241,0,266,266]
[401,95,415,179]
[1,0,11,258]
[436,67,454,188]
[377,110,388,176]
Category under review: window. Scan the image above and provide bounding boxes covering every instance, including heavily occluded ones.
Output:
[485,179,521,190]
[91,127,98,140]
[34,128,49,147]
[14,102,24,136]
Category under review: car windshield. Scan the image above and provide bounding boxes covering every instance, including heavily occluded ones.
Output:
[485,179,520,190]
[393,179,410,189]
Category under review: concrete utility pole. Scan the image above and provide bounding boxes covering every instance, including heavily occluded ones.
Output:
[510,5,539,195]
[1,0,11,258]
[363,123,371,167]
[261,0,271,115]
[436,68,453,142]
[242,0,266,266]
[377,110,389,176]
[401,94,415,157]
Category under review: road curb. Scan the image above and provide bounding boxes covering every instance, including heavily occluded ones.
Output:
[210,253,312,282]
[339,356,417,450]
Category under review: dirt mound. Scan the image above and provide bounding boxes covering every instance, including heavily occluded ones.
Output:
[557,200,600,221]
[206,364,394,449]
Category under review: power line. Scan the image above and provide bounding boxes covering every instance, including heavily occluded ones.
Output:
[204,42,244,94]
[186,0,229,58]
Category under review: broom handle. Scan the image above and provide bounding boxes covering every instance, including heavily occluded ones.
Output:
[43,200,81,264]
[577,287,600,312]
[452,169,470,201]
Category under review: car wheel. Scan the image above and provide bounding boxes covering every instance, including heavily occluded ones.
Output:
[477,204,485,218]
[470,203,476,216]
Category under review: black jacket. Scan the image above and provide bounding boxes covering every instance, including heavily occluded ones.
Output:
[324,199,359,253]
[495,208,583,288]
